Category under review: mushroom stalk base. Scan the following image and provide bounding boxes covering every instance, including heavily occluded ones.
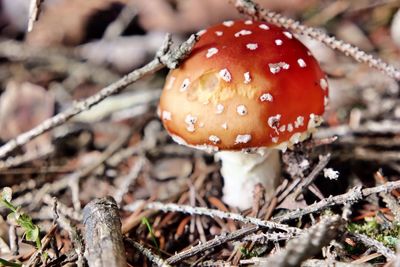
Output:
[215,149,281,210]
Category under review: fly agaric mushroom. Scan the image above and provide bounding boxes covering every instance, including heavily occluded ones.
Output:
[158,20,328,209]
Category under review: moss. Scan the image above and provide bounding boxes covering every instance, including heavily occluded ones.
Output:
[240,246,259,259]
[347,217,400,249]
[240,244,270,259]
[343,241,365,255]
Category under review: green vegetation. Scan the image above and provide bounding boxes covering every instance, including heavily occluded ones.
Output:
[240,246,261,259]
[141,217,158,250]
[0,258,21,267]
[0,187,42,267]
[347,216,400,249]
[0,187,41,249]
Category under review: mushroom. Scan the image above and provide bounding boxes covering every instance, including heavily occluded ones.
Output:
[158,20,328,209]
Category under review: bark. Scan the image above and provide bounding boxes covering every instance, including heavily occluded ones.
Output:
[83,196,127,267]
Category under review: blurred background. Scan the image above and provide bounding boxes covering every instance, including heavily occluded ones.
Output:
[0,0,399,143]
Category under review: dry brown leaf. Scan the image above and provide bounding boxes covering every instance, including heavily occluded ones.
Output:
[0,81,54,150]
[78,33,166,72]
[135,0,316,34]
[26,0,128,46]
[25,0,316,47]
[151,158,192,181]
[391,9,400,47]
[277,192,307,210]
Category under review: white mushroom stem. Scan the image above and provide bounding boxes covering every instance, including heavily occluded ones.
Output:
[215,149,281,210]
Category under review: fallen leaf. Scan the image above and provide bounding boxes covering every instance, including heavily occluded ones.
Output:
[151,158,192,181]
[135,0,317,33]
[26,0,128,46]
[277,192,307,210]
[0,81,54,150]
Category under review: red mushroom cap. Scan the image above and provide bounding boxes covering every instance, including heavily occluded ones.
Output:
[158,20,328,152]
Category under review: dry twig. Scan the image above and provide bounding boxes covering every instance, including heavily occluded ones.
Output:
[0,40,119,86]
[42,194,82,221]
[315,121,400,140]
[294,154,331,199]
[348,233,396,260]
[301,259,371,267]
[0,33,198,159]
[125,238,171,267]
[28,0,43,32]
[374,172,400,222]
[113,157,145,205]
[242,215,344,267]
[0,145,54,170]
[103,3,138,39]
[166,226,259,264]
[241,231,292,243]
[52,198,85,267]
[273,179,400,222]
[124,201,302,234]
[57,215,85,267]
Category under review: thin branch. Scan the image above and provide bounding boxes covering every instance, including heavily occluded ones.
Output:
[52,198,85,267]
[381,193,400,222]
[4,124,141,214]
[354,148,400,162]
[362,180,400,196]
[42,194,82,221]
[113,157,145,205]
[241,231,293,244]
[57,215,85,267]
[349,233,396,260]
[124,201,302,234]
[273,179,400,222]
[0,33,198,159]
[28,0,43,32]
[294,154,331,199]
[0,40,119,86]
[103,3,137,39]
[234,0,400,80]
[248,215,344,267]
[241,258,368,267]
[315,121,400,140]
[0,145,54,170]
[125,238,172,267]
[375,172,400,222]
[197,260,233,266]
[166,226,259,264]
